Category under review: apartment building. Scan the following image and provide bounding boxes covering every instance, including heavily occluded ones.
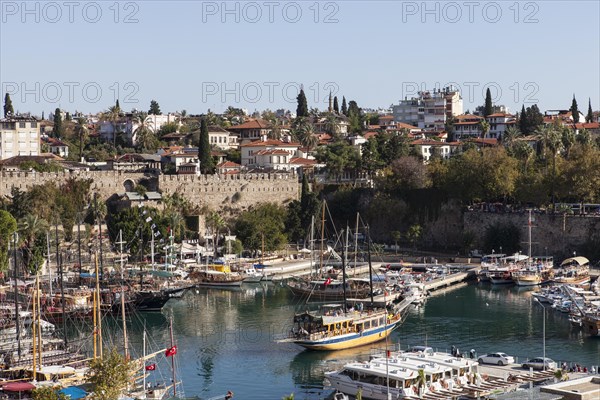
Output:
[0,115,41,160]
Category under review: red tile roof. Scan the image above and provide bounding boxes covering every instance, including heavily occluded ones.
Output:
[255,149,290,155]
[227,119,271,130]
[217,160,241,168]
[411,139,452,146]
[290,157,317,165]
[241,139,300,147]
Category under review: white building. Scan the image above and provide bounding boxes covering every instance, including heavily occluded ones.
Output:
[208,126,239,150]
[240,138,301,171]
[99,113,181,145]
[393,87,463,131]
[410,138,458,162]
[453,114,483,140]
[0,115,40,160]
[486,113,516,139]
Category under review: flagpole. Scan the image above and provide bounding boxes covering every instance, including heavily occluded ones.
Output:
[169,315,176,397]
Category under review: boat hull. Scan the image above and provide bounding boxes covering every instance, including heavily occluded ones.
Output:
[294,321,398,351]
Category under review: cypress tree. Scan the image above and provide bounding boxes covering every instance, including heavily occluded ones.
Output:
[115,99,120,110]
[52,107,64,137]
[3,93,14,117]
[587,98,594,123]
[518,105,528,134]
[570,95,580,123]
[198,117,215,174]
[296,89,308,118]
[483,88,493,117]
[65,112,72,121]
[333,96,339,114]
[341,96,348,116]
[148,100,161,115]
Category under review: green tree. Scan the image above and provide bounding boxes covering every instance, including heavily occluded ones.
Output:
[341,96,347,116]
[206,211,226,258]
[3,93,14,117]
[333,96,339,113]
[0,210,17,273]
[296,89,308,118]
[148,100,161,115]
[52,108,64,137]
[406,224,422,250]
[18,214,48,274]
[198,118,215,174]
[234,203,287,254]
[100,105,122,147]
[347,100,360,117]
[479,119,490,139]
[570,95,580,123]
[586,98,594,123]
[314,140,361,183]
[31,387,67,400]
[483,87,493,117]
[391,230,401,254]
[361,137,383,176]
[445,115,457,142]
[133,112,159,151]
[65,112,72,121]
[74,117,89,162]
[502,125,521,147]
[86,348,133,400]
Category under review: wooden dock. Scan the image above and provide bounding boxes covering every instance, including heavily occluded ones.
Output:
[422,268,478,293]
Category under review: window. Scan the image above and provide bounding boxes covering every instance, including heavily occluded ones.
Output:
[19,122,26,128]
[31,122,37,128]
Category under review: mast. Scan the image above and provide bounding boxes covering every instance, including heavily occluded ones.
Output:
[169,315,176,397]
[309,215,315,277]
[13,233,21,358]
[36,271,42,368]
[93,253,97,359]
[151,230,155,270]
[353,213,359,275]
[46,231,53,295]
[118,230,129,359]
[95,193,104,281]
[142,329,147,393]
[319,201,325,278]
[95,252,103,358]
[366,225,374,305]
[32,273,37,378]
[341,228,348,314]
[77,211,82,285]
[528,209,533,259]
[59,252,67,348]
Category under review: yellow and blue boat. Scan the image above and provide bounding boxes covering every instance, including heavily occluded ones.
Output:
[290,305,402,351]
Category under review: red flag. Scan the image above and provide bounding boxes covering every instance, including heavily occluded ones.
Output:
[324,278,332,286]
[145,363,156,371]
[165,346,177,357]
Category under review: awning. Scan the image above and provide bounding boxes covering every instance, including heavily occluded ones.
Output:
[2,381,36,392]
[560,256,589,266]
[149,270,175,278]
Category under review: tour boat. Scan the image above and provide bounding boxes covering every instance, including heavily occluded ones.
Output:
[582,312,600,337]
[554,256,590,286]
[189,264,244,287]
[289,228,405,351]
[290,305,402,351]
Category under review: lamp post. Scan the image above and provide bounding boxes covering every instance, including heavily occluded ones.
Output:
[534,298,546,370]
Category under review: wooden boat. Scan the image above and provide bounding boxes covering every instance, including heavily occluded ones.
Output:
[289,228,405,351]
[290,306,402,351]
[554,256,590,285]
[582,312,600,336]
[189,264,243,287]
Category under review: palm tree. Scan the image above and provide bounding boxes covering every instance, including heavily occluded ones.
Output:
[268,118,284,140]
[100,105,122,147]
[74,117,88,162]
[538,124,563,208]
[299,123,318,153]
[511,141,535,172]
[324,115,341,139]
[18,214,48,274]
[479,119,490,141]
[206,212,226,258]
[561,126,576,158]
[502,125,521,147]
[133,112,158,151]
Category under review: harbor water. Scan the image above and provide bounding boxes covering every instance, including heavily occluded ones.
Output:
[122,282,599,399]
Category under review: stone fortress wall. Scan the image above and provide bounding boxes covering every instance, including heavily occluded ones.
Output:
[0,171,299,211]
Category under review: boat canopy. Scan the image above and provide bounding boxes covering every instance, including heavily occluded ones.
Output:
[58,386,88,400]
[149,270,176,278]
[560,256,590,266]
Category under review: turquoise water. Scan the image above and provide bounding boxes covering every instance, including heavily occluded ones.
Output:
[120,282,599,399]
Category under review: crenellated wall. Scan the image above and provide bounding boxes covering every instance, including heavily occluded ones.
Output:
[0,171,299,211]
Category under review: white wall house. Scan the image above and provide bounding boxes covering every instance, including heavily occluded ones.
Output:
[208,126,239,150]
[0,115,40,160]
[240,139,300,171]
[411,139,458,162]
[100,113,181,145]
[486,113,516,139]
[453,114,483,140]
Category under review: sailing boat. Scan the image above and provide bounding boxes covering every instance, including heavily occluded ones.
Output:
[289,228,403,351]
[512,210,554,286]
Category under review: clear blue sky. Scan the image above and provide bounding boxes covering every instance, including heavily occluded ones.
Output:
[1,0,599,116]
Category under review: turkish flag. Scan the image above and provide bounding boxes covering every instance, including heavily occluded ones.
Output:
[145,364,156,371]
[324,278,332,286]
[165,346,177,357]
